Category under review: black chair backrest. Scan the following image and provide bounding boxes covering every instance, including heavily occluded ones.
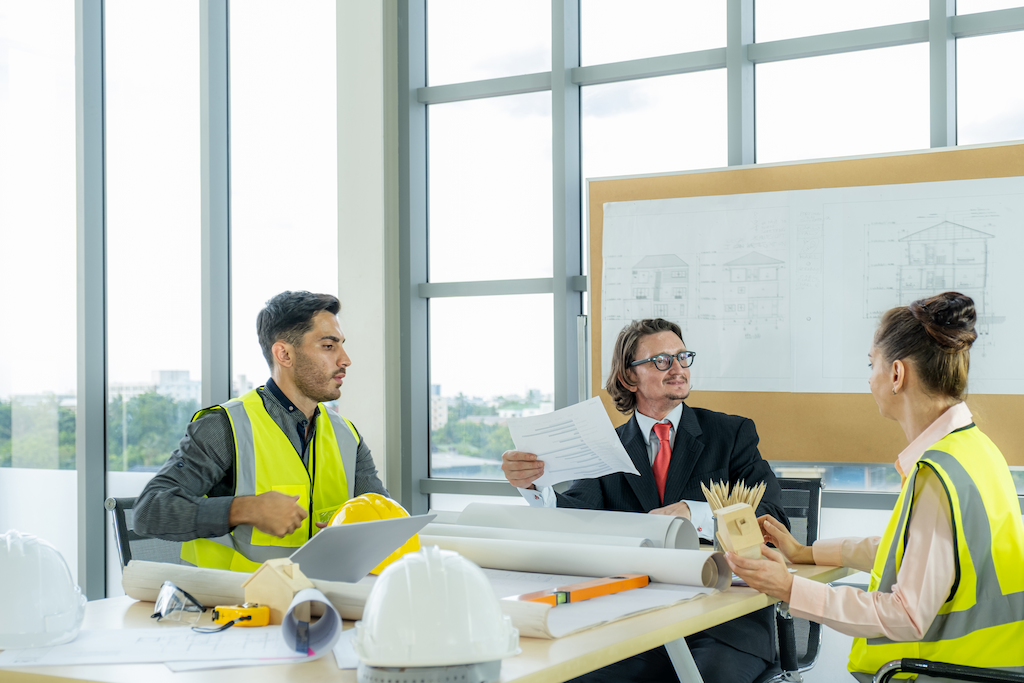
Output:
[104,496,184,568]
[777,477,822,547]
[776,478,823,671]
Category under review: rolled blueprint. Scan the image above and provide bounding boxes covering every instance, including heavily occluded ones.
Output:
[281,588,341,656]
[421,523,653,548]
[121,560,371,620]
[418,536,730,591]
[453,503,698,550]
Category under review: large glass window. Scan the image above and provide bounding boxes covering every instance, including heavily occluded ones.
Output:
[581,69,728,233]
[0,0,78,574]
[957,0,1024,12]
[756,44,930,164]
[230,0,339,395]
[427,0,550,86]
[755,0,927,43]
[428,93,553,283]
[580,0,725,66]
[105,0,201,485]
[428,295,554,481]
[957,31,1024,146]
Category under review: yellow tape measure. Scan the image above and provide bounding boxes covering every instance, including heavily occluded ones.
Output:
[212,603,270,627]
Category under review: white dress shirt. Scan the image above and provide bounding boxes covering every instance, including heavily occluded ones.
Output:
[517,402,715,541]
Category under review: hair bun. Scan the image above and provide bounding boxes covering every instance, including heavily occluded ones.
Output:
[909,292,978,353]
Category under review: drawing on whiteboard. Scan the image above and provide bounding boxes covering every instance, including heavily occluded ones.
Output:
[722,252,785,322]
[625,255,690,320]
[600,175,1024,394]
[864,218,1005,361]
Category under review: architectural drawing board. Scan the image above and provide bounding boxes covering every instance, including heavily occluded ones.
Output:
[588,142,1024,465]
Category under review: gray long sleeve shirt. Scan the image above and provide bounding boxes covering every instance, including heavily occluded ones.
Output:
[133,380,389,542]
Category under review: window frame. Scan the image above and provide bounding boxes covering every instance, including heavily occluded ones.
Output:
[396,0,1024,512]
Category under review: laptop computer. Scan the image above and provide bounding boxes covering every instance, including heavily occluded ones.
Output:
[288,513,436,583]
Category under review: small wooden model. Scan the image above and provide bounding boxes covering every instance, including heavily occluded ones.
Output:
[713,502,763,560]
[241,558,315,625]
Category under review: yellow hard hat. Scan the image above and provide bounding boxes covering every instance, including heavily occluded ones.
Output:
[329,494,421,575]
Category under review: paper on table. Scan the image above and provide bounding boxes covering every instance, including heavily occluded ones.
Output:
[166,586,342,671]
[453,503,698,549]
[506,396,639,487]
[332,628,359,669]
[0,588,342,670]
[0,627,305,667]
[482,568,711,639]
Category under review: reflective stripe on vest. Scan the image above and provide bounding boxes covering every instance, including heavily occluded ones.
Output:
[848,426,1024,675]
[180,388,357,571]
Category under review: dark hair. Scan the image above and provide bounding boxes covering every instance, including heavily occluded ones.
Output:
[605,318,685,414]
[257,291,341,369]
[874,291,977,401]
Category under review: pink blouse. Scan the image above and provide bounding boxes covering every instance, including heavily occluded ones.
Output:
[786,402,973,640]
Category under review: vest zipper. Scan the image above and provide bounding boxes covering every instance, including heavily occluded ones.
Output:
[308,418,317,540]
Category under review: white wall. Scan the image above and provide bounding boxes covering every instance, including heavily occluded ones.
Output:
[335,1,401,498]
[0,468,78,578]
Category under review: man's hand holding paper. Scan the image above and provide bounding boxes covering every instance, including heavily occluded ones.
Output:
[503,397,640,488]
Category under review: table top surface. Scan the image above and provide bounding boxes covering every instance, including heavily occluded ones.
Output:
[1,563,853,683]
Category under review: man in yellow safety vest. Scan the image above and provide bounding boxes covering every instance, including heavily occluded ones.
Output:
[134,291,390,571]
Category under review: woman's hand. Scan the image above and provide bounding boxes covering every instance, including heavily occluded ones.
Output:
[726,545,795,602]
[758,514,814,565]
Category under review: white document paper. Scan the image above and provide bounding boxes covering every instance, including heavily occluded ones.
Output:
[484,568,711,639]
[0,588,342,670]
[332,628,359,669]
[0,627,306,667]
[506,396,639,487]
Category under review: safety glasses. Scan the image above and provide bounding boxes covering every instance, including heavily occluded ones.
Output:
[151,581,207,624]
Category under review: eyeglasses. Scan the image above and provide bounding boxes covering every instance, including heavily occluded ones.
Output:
[152,581,207,624]
[630,351,696,371]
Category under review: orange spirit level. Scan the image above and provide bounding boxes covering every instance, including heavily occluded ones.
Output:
[513,574,650,606]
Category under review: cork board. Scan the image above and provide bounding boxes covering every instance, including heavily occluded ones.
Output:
[588,143,1024,465]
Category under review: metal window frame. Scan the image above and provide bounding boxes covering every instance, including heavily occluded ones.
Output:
[400,1,1024,509]
[72,0,234,598]
[76,0,107,601]
[200,0,232,409]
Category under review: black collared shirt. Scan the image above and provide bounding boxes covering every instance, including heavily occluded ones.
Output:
[265,377,318,468]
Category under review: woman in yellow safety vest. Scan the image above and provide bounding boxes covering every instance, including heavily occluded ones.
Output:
[727,291,1024,680]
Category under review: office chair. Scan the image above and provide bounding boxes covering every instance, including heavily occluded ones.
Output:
[754,478,824,683]
[104,496,184,568]
[874,659,1024,682]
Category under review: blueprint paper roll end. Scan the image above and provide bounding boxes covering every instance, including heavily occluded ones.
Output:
[707,553,731,591]
[666,517,699,550]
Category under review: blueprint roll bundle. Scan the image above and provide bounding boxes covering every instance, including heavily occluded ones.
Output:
[430,503,699,550]
[418,536,730,591]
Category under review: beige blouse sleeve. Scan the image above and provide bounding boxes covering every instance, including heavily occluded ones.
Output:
[787,469,956,640]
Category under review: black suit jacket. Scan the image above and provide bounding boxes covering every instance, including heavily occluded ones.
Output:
[554,402,789,663]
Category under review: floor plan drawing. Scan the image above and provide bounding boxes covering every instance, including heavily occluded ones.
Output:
[722,252,786,322]
[600,176,1024,394]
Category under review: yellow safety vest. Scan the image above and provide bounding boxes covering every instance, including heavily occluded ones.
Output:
[180,388,358,572]
[848,424,1024,677]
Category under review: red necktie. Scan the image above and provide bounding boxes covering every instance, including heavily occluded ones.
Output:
[652,422,672,504]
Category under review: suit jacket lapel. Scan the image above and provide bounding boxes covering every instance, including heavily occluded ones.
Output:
[621,416,661,512]
[663,402,705,505]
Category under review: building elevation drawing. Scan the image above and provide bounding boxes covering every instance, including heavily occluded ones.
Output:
[599,176,1024,394]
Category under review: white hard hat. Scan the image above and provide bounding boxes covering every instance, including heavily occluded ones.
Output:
[0,530,87,648]
[354,545,519,668]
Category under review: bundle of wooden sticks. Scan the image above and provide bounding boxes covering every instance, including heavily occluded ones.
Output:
[700,479,766,513]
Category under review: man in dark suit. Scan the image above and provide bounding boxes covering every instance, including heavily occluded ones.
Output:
[502,318,788,683]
